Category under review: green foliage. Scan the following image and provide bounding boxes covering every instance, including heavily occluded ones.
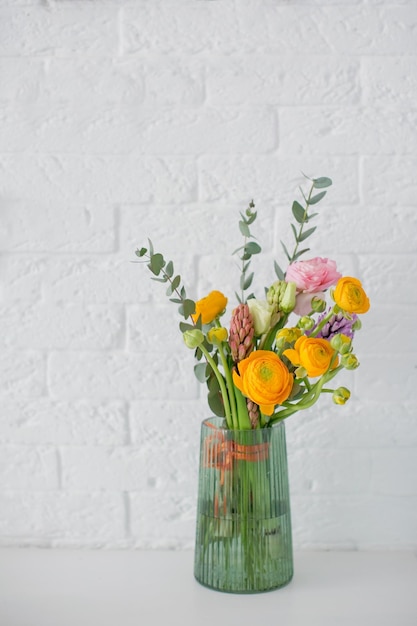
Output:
[233,200,261,303]
[135,241,196,325]
[275,174,332,279]
[207,368,225,417]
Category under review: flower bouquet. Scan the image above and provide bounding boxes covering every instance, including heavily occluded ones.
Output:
[136,174,370,593]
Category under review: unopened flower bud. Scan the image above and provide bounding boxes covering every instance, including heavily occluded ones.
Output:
[298,316,315,331]
[276,327,302,351]
[352,318,362,331]
[280,281,297,313]
[294,366,308,379]
[330,333,352,355]
[267,280,296,314]
[207,327,228,345]
[183,329,205,349]
[333,387,351,405]
[341,353,360,370]
[311,296,326,313]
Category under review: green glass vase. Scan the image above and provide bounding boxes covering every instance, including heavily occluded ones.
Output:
[194,417,293,593]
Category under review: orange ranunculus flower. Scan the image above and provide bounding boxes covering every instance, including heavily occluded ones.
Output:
[283,335,338,378]
[232,350,293,416]
[333,277,370,314]
[192,290,228,325]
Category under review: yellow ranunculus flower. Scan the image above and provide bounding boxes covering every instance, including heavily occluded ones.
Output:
[333,277,370,314]
[207,327,228,344]
[232,350,293,416]
[283,335,338,378]
[192,290,228,324]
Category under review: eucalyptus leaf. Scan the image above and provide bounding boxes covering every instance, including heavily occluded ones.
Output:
[245,211,257,225]
[179,299,196,319]
[241,271,254,290]
[194,363,207,383]
[281,240,291,261]
[299,226,317,242]
[239,221,251,237]
[307,191,327,205]
[150,276,167,283]
[274,261,285,280]
[171,275,181,291]
[165,260,174,277]
[313,177,332,189]
[179,322,195,332]
[293,247,310,260]
[244,241,261,255]
[292,201,305,224]
[148,253,165,275]
[136,247,147,257]
[207,390,225,417]
[291,223,298,241]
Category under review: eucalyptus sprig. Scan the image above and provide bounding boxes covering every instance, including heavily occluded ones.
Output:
[275,175,332,280]
[232,201,261,303]
[135,240,196,324]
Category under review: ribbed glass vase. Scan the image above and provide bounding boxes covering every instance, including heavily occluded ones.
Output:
[194,417,293,593]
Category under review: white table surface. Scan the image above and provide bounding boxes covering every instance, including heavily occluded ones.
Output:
[0,549,416,626]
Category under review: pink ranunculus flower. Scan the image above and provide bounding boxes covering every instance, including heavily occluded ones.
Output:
[286,257,342,294]
[286,257,342,316]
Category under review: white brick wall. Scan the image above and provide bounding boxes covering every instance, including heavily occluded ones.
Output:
[1,0,416,550]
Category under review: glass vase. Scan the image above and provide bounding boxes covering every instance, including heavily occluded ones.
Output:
[194,417,293,593]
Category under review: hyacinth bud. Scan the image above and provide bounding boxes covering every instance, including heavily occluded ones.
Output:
[183,329,204,349]
[247,399,260,429]
[229,303,255,363]
[311,309,358,341]
[267,280,296,314]
[341,353,360,370]
[311,296,326,313]
[330,333,352,355]
[333,387,351,405]
[298,316,315,331]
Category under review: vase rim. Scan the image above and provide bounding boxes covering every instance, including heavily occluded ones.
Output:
[202,416,284,431]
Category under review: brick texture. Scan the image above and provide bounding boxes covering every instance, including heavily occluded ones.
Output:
[1,0,416,551]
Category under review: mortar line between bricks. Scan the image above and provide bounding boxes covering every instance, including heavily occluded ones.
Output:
[123,491,132,539]
[56,448,63,490]
[117,6,124,58]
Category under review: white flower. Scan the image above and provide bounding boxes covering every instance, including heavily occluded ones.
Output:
[247,299,274,336]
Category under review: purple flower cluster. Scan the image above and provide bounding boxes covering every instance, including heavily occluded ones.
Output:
[309,309,358,341]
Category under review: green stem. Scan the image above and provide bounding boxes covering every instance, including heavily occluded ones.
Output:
[199,344,233,430]
[234,386,252,430]
[216,343,239,430]
[269,365,342,425]
[308,306,336,338]
[259,313,289,351]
